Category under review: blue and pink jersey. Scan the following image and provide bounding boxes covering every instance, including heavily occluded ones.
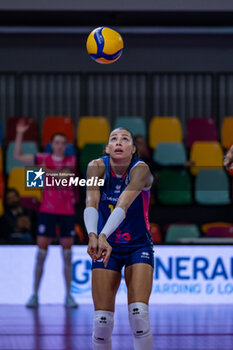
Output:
[98,156,153,250]
[35,153,76,215]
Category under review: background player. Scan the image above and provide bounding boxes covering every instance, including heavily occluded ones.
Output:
[84,128,154,350]
[14,119,78,308]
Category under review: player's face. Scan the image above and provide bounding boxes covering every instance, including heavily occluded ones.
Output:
[106,129,136,160]
[51,136,67,157]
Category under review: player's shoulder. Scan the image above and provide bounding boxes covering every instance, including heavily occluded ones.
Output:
[88,157,105,167]
[130,157,150,171]
[87,157,106,177]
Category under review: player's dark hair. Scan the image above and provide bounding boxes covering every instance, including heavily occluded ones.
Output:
[51,133,67,142]
[133,134,145,143]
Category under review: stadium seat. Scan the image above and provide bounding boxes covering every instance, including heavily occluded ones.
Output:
[186,118,218,148]
[75,224,87,244]
[153,142,187,166]
[221,117,233,149]
[201,222,233,233]
[77,116,110,149]
[149,117,182,149]
[163,222,194,233]
[195,169,230,205]
[149,223,162,244]
[206,226,233,238]
[44,142,76,156]
[114,117,146,137]
[0,121,2,145]
[20,197,40,212]
[0,147,3,172]
[0,172,4,198]
[190,141,224,175]
[0,199,3,216]
[165,224,200,243]
[6,141,38,174]
[6,117,38,146]
[42,116,74,147]
[8,168,42,201]
[80,143,105,175]
[158,169,192,204]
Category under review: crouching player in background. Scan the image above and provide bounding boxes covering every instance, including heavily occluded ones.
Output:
[84,128,154,350]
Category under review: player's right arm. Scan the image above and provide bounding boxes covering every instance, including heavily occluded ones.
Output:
[13,119,35,165]
[84,159,112,265]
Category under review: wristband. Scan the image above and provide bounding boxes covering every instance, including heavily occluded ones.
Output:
[84,207,99,235]
[100,207,125,238]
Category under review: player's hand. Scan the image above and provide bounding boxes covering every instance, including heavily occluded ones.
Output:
[87,232,98,261]
[97,233,112,268]
[16,118,30,134]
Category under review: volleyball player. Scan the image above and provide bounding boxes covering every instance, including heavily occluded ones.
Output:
[84,128,154,350]
[14,119,78,308]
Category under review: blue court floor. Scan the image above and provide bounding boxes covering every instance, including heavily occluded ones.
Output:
[0,304,232,350]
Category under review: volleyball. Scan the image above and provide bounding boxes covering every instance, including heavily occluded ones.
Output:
[86,27,124,64]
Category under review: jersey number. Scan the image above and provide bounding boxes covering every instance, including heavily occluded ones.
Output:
[108,204,114,214]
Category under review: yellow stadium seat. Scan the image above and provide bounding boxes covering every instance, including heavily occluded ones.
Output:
[77,116,110,149]
[221,117,233,149]
[0,199,3,216]
[190,141,223,175]
[149,117,182,149]
[8,168,42,201]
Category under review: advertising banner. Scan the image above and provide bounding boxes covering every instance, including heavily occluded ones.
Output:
[0,246,232,304]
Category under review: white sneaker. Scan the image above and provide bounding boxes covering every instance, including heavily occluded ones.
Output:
[26,294,38,308]
[65,294,78,308]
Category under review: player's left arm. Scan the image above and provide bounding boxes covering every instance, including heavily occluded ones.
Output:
[116,163,153,212]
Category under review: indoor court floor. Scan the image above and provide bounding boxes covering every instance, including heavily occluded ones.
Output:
[0,304,232,350]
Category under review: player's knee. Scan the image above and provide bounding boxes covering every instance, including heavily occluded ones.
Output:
[36,248,47,265]
[93,310,114,344]
[128,302,151,338]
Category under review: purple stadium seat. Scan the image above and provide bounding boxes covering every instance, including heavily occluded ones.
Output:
[20,197,40,212]
[206,226,233,238]
[186,118,218,148]
[6,117,38,146]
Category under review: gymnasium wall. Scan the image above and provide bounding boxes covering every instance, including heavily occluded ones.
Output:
[1,71,233,136]
[0,0,232,11]
[0,32,233,133]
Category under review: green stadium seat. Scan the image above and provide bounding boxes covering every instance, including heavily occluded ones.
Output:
[166,224,200,243]
[158,169,192,204]
[6,141,38,174]
[153,142,187,166]
[195,169,230,205]
[80,143,106,175]
[114,117,146,137]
